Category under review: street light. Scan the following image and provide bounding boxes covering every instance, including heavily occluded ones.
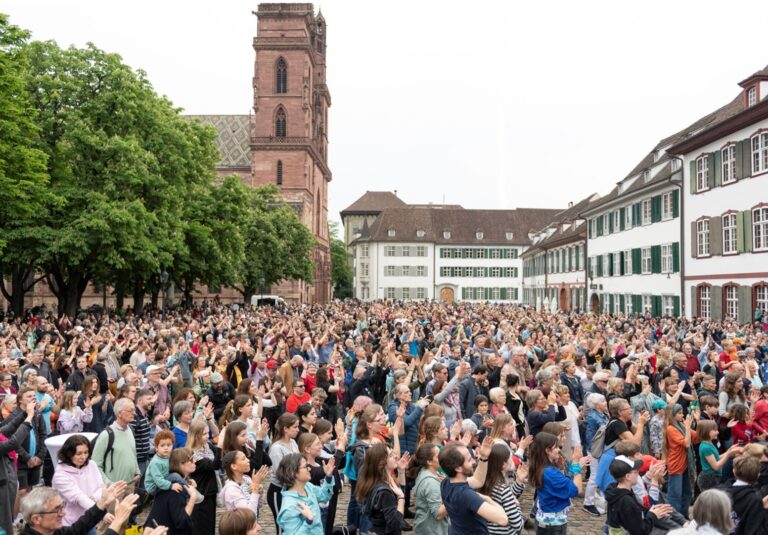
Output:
[258,274,265,306]
[160,269,169,321]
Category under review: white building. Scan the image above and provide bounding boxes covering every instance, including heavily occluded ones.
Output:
[347,204,560,302]
[522,195,596,312]
[580,143,683,317]
[668,66,768,322]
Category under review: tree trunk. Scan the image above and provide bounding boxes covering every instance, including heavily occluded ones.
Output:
[1,266,37,318]
[183,278,194,308]
[50,269,88,318]
[150,288,159,310]
[116,290,125,311]
[132,284,145,316]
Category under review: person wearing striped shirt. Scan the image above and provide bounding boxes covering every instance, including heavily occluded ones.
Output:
[477,443,526,535]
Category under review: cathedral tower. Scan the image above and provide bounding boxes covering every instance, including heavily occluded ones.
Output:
[251,3,331,303]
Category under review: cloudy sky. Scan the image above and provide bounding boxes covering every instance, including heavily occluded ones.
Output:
[4,0,768,224]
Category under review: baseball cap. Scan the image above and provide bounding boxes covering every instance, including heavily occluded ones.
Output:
[609,455,643,480]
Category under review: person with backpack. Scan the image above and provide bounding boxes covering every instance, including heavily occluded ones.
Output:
[356,442,410,535]
[92,397,141,487]
[583,393,609,516]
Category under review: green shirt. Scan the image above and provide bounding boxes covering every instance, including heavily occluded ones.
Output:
[413,470,449,535]
[92,423,141,484]
[699,441,721,475]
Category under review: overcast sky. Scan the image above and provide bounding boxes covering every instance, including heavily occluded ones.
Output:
[4,0,768,225]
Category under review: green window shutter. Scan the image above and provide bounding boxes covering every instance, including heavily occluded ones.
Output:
[672,242,680,273]
[673,296,680,317]
[608,214,614,234]
[710,217,722,256]
[690,286,698,317]
[633,295,642,314]
[651,196,661,223]
[500,288,507,300]
[597,256,603,277]
[632,203,640,226]
[607,253,613,276]
[652,295,662,317]
[576,246,581,270]
[651,245,661,273]
[690,160,697,193]
[632,249,641,274]
[708,153,717,188]
[672,189,680,218]
[619,294,626,311]
[742,139,753,178]
[589,220,593,239]
[742,210,753,252]
[690,221,698,258]
[609,294,615,311]
[738,286,751,325]
[568,250,573,271]
[736,213,745,253]
[734,141,744,179]
[619,208,626,231]
[712,285,723,320]
[619,251,625,275]
[597,217,603,236]
[713,150,722,187]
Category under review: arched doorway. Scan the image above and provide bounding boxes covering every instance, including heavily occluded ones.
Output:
[590,293,600,313]
[439,287,455,303]
[559,287,569,311]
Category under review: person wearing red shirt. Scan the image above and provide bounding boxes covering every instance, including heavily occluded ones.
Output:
[682,343,699,375]
[718,340,737,373]
[752,385,768,437]
[285,380,311,413]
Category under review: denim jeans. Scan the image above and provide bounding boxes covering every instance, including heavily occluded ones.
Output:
[667,470,692,519]
[347,480,372,535]
[536,523,568,535]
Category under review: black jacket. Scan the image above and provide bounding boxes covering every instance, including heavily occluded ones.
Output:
[11,408,48,466]
[726,483,768,535]
[190,444,222,496]
[365,481,407,535]
[206,384,236,421]
[65,368,96,392]
[20,503,108,535]
[605,484,657,535]
[143,487,194,535]
[0,411,30,487]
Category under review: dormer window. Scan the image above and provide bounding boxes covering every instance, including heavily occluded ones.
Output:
[643,169,650,182]
[476,231,484,240]
[443,230,451,239]
[748,86,757,107]
[387,228,396,237]
[505,231,514,240]
[416,229,425,238]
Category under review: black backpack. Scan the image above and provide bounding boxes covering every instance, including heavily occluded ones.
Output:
[90,427,115,472]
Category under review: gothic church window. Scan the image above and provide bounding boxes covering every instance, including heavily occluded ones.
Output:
[276,160,283,185]
[276,57,288,94]
[275,107,286,137]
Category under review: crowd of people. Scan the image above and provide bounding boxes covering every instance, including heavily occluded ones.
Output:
[1,300,768,535]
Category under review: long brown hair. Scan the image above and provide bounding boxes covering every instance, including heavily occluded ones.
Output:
[418,416,443,446]
[478,443,511,495]
[407,443,437,480]
[355,442,390,502]
[490,413,513,440]
[722,373,746,403]
[527,432,559,488]
[356,404,383,441]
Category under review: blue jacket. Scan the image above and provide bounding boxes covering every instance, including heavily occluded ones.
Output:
[277,477,334,535]
[387,401,423,454]
[585,409,609,446]
[537,466,579,513]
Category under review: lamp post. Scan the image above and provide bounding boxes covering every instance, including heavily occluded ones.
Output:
[160,269,169,321]
[258,274,265,305]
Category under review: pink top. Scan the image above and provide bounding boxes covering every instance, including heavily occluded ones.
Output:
[51,460,106,526]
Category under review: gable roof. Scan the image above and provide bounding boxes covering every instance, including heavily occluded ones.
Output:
[340,191,407,217]
[185,115,251,169]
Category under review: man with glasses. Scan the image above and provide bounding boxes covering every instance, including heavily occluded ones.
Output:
[92,398,141,487]
[286,379,311,413]
[19,481,142,535]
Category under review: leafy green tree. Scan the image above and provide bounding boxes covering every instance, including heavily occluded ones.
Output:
[234,185,314,302]
[329,221,353,299]
[0,15,52,315]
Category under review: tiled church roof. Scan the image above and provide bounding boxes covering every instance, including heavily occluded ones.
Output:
[340,191,408,216]
[186,115,251,168]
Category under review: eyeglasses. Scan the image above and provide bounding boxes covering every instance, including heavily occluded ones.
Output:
[37,504,65,515]
[299,464,310,471]
[295,384,305,389]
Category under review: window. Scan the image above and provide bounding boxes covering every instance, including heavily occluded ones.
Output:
[274,107,288,138]
[748,86,757,107]
[384,246,396,257]
[642,295,652,314]
[440,266,450,277]
[415,266,425,277]
[661,244,673,274]
[752,133,768,174]
[276,57,288,93]
[696,156,710,191]
[385,266,396,276]
[590,219,596,237]
[402,288,410,299]
[661,192,673,220]
[476,231,484,240]
[360,263,369,277]
[401,266,410,276]
[603,254,610,276]
[505,231,514,240]
[625,294,633,315]
[401,247,410,257]
[613,253,621,277]
[387,229,396,237]
[642,199,652,225]
[491,287,500,300]
[474,267,485,278]
[754,207,768,251]
[491,267,501,278]
[361,286,369,300]
[443,231,451,239]
[697,219,710,256]
[613,210,620,231]
[490,249,501,259]
[641,247,651,274]
[276,160,283,185]
[663,296,675,317]
[756,285,768,314]
[699,286,711,319]
[477,249,487,259]
[505,267,516,277]
[416,287,426,299]
[416,229,425,238]
[613,294,621,314]
[385,287,395,299]
[361,245,369,257]
[624,249,631,275]
[508,288,517,300]
[624,207,632,230]
[725,286,739,319]
[416,246,426,257]
[722,214,737,254]
[722,145,736,184]
[462,267,472,277]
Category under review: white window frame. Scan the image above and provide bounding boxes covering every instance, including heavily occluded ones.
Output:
[748,86,757,107]
[440,266,449,277]
[603,254,610,276]
[754,207,768,251]
[613,253,621,277]
[402,287,410,299]
[752,132,768,175]
[384,245,396,257]
[722,213,737,254]
[416,245,426,257]
[416,266,426,277]
[385,287,395,299]
[491,287,500,300]
[624,249,631,275]
[642,294,652,314]
[756,285,768,314]
[490,248,501,259]
[661,244,673,274]
[696,155,710,192]
[624,206,632,229]
[625,294,633,315]
[443,231,451,239]
[387,229,396,237]
[661,192,673,220]
[361,245,369,257]
[505,232,514,240]
[416,230,425,238]
[641,248,651,274]
[491,267,501,278]
[590,219,597,236]
[401,266,410,276]
[385,265,396,276]
[663,295,675,317]
[613,210,620,231]
[361,286,370,300]
[722,145,736,184]
[613,294,621,314]
[725,286,738,320]
[416,287,426,299]
[699,286,711,319]
[401,247,410,257]
[360,263,369,277]
[697,219,710,257]
[642,199,652,225]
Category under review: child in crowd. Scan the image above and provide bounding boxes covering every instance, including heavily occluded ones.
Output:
[145,430,184,495]
[470,395,493,441]
[648,399,667,459]
[695,420,741,492]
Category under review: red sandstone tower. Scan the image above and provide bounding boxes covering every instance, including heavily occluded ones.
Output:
[251,3,331,304]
